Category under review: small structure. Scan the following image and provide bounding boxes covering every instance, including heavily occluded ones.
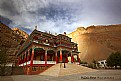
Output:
[98,60,107,68]
[16,29,80,74]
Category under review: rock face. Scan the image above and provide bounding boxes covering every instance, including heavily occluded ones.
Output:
[0,22,28,63]
[68,24,121,63]
[12,28,28,40]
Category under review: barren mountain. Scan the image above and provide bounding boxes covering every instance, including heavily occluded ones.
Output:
[12,28,28,40]
[0,22,28,63]
[68,24,121,63]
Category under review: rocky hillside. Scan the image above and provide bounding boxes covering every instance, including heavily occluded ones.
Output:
[68,24,121,63]
[0,22,28,63]
[12,28,28,40]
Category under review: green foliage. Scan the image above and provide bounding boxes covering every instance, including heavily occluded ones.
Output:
[88,63,93,68]
[92,59,96,64]
[80,60,88,67]
[107,52,121,69]
[80,60,87,64]
[92,59,97,69]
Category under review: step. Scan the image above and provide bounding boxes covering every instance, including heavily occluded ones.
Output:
[39,63,97,77]
[39,64,60,77]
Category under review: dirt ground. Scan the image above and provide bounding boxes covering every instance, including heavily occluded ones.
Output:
[0,70,121,81]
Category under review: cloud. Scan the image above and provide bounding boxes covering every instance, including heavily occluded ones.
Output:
[0,0,121,34]
[80,0,121,26]
[0,15,12,25]
[0,0,19,16]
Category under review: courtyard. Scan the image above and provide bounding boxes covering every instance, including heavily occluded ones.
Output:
[1,70,121,81]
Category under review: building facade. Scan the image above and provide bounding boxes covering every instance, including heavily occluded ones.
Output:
[16,29,80,74]
[98,60,107,68]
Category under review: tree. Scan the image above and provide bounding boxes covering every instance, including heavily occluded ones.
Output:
[92,59,97,69]
[107,52,121,69]
[80,61,88,65]
[80,60,88,67]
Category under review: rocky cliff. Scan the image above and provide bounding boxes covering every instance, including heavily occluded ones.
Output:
[68,24,121,63]
[12,28,28,40]
[0,22,28,63]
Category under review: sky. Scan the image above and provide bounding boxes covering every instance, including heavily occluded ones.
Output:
[0,0,121,34]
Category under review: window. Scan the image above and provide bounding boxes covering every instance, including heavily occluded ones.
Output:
[101,62,104,64]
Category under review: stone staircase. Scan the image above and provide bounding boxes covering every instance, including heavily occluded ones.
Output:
[39,64,60,77]
[59,63,97,76]
[39,63,97,77]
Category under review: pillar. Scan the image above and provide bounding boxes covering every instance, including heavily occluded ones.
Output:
[22,54,24,64]
[71,52,74,63]
[25,52,27,75]
[55,51,58,64]
[26,50,29,75]
[45,50,47,65]
[22,54,24,66]
[30,48,35,68]
[21,55,22,64]
[27,50,29,61]
[77,54,80,64]
[28,48,35,74]
[21,54,23,64]
[24,53,26,62]
[60,50,62,63]
[20,55,22,64]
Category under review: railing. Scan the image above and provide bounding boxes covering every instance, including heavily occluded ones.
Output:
[33,40,53,46]
[47,61,56,64]
[33,60,45,64]
[27,61,31,65]
[19,61,31,66]
[19,60,56,66]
